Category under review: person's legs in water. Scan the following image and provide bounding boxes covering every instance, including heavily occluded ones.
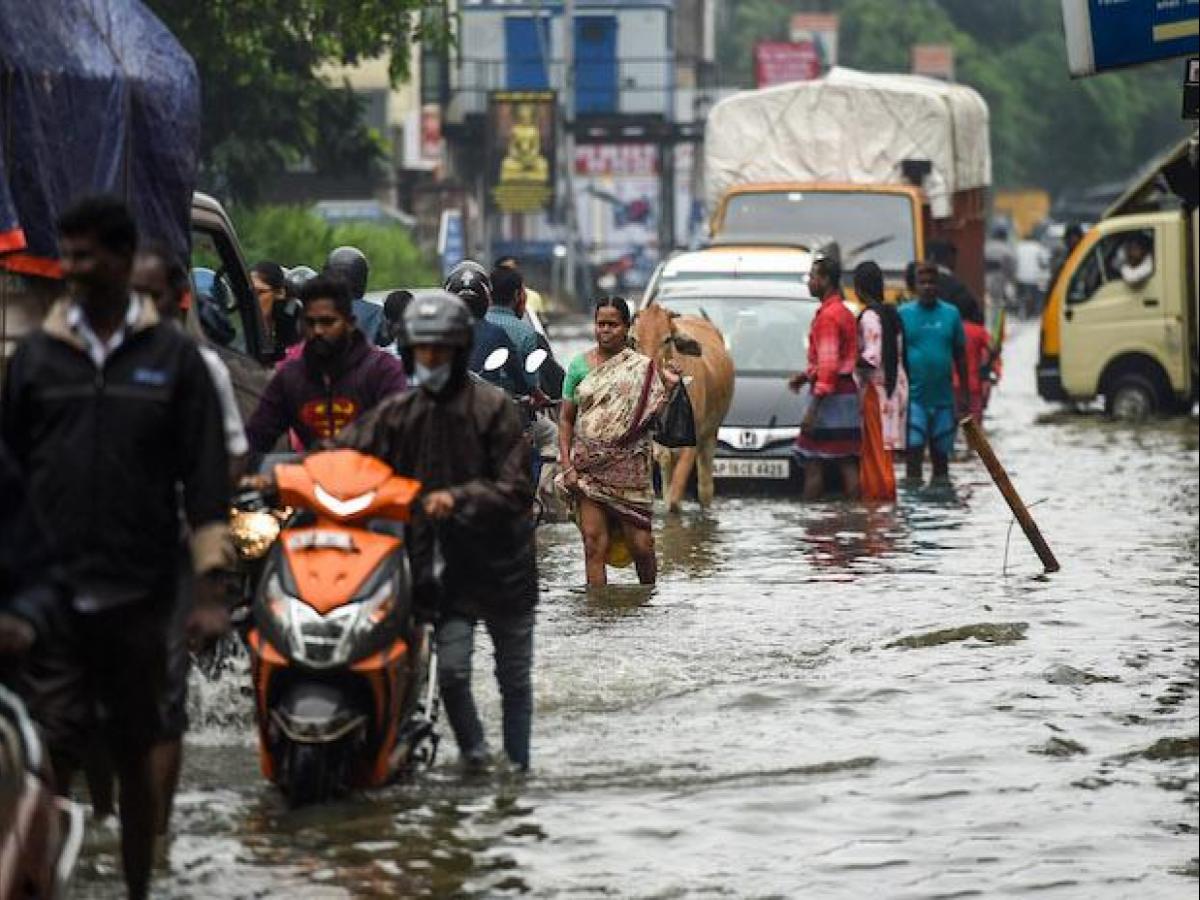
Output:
[619,517,656,584]
[436,615,489,770]
[153,574,192,843]
[906,403,928,482]
[930,406,957,481]
[578,497,610,586]
[838,457,861,499]
[83,738,116,819]
[802,458,825,501]
[485,609,535,771]
[88,599,175,900]
[113,741,158,900]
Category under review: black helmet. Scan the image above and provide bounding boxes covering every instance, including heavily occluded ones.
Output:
[325,246,369,298]
[404,290,474,348]
[445,259,488,283]
[443,262,493,319]
[284,264,318,299]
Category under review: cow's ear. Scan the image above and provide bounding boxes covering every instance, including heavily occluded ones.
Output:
[672,334,702,356]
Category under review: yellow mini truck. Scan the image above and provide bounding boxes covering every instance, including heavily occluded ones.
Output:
[1038,138,1198,419]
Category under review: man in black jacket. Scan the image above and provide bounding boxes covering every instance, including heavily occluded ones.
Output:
[339,290,537,773]
[0,195,230,900]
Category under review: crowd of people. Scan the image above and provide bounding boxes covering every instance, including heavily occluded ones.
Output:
[0,194,554,899]
[0,192,1003,899]
[790,249,999,502]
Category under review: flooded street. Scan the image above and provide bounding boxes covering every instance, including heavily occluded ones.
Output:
[77,323,1198,898]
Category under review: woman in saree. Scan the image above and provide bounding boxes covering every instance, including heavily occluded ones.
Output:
[853,261,904,501]
[557,296,678,586]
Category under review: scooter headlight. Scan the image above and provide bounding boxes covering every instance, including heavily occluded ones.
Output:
[260,569,399,669]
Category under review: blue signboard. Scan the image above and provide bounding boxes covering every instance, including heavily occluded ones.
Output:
[1063,0,1200,76]
[438,209,465,278]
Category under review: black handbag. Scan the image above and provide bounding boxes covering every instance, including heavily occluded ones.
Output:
[653,384,697,448]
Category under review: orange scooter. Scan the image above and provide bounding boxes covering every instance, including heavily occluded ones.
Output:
[237,449,438,805]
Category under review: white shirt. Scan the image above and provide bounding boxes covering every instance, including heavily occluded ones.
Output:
[198,347,250,457]
[1120,256,1154,286]
[67,294,141,368]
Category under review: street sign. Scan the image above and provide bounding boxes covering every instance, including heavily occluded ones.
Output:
[1185,57,1199,119]
[1062,0,1199,77]
[437,209,464,278]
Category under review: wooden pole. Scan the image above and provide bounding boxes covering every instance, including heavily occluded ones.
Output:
[961,417,1061,574]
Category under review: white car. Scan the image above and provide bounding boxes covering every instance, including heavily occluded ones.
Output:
[641,245,814,307]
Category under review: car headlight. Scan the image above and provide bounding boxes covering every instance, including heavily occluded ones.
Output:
[260,570,398,668]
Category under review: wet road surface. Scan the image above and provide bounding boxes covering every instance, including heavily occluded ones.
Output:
[75,324,1198,898]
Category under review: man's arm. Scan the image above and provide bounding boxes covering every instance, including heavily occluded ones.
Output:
[245,368,293,455]
[447,400,533,523]
[952,314,970,410]
[175,344,232,574]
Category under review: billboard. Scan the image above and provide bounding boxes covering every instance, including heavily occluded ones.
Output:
[574,144,661,292]
[912,43,955,81]
[1062,0,1199,76]
[754,41,821,87]
[487,90,557,213]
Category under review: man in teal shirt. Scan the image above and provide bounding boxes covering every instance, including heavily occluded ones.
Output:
[487,267,540,392]
[899,261,970,482]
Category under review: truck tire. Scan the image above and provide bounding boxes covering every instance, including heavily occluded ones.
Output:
[1105,373,1158,422]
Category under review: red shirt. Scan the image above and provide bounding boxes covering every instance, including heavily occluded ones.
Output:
[954,321,991,395]
[806,294,859,397]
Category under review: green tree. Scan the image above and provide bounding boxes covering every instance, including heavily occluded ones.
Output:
[146,1,447,201]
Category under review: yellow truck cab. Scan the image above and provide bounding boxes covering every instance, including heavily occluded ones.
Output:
[1038,138,1198,418]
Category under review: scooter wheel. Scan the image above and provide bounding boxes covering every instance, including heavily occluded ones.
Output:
[281,742,344,807]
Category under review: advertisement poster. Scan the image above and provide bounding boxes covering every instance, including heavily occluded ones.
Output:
[575,144,660,291]
[754,42,821,86]
[912,43,955,81]
[1062,0,1199,76]
[488,90,557,213]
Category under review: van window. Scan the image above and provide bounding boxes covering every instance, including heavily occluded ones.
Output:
[190,226,257,355]
[1067,228,1155,305]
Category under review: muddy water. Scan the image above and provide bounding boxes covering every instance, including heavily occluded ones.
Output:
[75,324,1198,898]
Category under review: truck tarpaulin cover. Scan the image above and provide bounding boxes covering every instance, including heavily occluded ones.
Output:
[0,0,199,278]
[704,67,991,218]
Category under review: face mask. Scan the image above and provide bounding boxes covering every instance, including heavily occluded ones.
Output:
[416,361,452,394]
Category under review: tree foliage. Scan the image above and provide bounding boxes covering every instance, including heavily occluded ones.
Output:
[715,0,1190,194]
[146,1,447,202]
[232,205,438,290]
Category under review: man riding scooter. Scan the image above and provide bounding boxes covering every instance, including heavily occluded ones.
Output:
[339,291,539,773]
[246,274,408,456]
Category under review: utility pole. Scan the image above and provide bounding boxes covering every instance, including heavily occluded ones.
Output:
[562,0,579,305]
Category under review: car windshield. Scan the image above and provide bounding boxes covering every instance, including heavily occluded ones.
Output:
[655,296,817,373]
[719,191,917,274]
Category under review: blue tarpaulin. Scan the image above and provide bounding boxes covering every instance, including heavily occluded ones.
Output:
[0,0,199,278]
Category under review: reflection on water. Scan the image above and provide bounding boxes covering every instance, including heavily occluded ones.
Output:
[74,326,1198,898]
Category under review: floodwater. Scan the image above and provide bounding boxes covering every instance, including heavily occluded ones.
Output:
[75,324,1198,898]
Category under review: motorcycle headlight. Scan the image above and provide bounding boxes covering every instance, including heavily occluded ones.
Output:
[230,510,281,561]
[260,568,398,669]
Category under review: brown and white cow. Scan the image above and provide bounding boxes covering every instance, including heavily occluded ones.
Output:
[632,303,735,511]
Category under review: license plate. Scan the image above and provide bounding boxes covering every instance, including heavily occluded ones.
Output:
[713,458,790,479]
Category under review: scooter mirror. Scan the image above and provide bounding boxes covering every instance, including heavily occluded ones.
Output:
[483,347,510,372]
[525,348,549,374]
